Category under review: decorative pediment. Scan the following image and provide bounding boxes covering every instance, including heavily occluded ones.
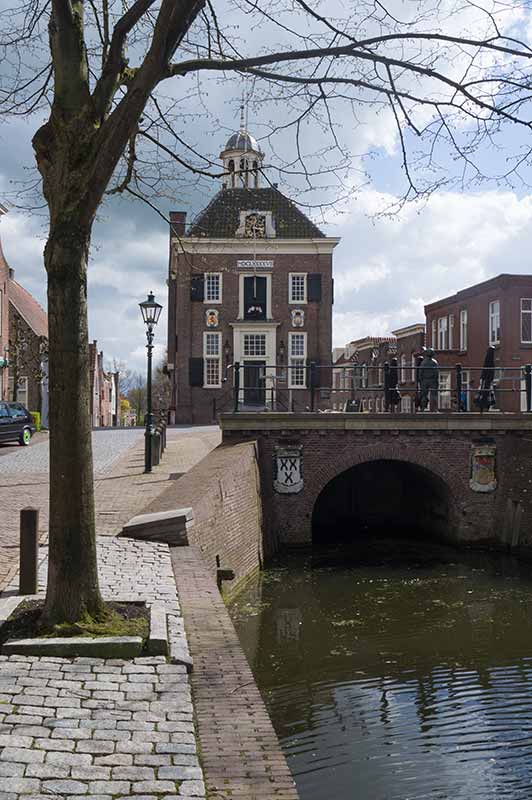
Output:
[236,210,276,238]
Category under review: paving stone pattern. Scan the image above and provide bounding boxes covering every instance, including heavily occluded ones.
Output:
[0,427,221,593]
[0,538,205,799]
[172,546,299,800]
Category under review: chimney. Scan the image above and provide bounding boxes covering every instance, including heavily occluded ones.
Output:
[169,211,186,238]
[8,268,14,280]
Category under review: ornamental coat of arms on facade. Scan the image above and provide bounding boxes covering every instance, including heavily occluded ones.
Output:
[470,444,497,492]
[274,446,303,494]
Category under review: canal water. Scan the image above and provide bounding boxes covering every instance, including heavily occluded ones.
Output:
[229,540,532,800]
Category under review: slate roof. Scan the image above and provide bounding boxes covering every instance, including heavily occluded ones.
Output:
[9,278,48,338]
[188,187,325,239]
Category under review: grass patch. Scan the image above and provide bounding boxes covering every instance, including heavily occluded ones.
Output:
[0,600,149,646]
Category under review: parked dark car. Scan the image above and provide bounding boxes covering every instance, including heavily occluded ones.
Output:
[0,402,36,446]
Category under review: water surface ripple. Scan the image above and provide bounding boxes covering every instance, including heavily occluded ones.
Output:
[229,546,532,800]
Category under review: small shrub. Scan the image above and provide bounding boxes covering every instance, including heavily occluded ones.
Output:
[30,411,41,431]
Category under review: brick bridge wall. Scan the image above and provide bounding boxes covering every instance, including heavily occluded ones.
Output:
[221,413,532,552]
[146,440,265,589]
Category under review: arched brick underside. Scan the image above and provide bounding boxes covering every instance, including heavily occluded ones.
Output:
[256,432,502,547]
[312,458,453,546]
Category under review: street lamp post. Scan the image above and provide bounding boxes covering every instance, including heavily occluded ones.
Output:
[139,292,163,473]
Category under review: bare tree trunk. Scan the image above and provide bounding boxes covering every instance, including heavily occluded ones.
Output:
[43,218,104,623]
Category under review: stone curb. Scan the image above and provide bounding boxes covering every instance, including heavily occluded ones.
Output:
[2,635,143,658]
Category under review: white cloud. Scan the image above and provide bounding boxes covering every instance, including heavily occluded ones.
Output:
[330,188,532,347]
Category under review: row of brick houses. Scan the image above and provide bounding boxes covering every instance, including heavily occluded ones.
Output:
[334,274,532,413]
[89,342,120,427]
[0,203,49,424]
[2,204,121,428]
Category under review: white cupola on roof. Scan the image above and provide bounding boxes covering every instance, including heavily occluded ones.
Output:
[220,105,264,189]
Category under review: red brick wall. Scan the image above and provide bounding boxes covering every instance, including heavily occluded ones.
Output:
[223,427,532,551]
[150,440,266,587]
[170,245,333,424]
[426,275,532,411]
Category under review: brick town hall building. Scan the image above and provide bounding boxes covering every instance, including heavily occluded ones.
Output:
[167,122,339,424]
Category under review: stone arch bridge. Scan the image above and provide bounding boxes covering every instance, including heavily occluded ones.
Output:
[220,413,532,553]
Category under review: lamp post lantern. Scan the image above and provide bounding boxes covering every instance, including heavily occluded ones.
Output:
[139,292,163,473]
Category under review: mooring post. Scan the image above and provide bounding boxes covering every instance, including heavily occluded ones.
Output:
[526,364,532,412]
[19,508,39,595]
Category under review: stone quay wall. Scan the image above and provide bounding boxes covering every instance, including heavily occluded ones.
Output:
[220,413,532,552]
[146,440,266,590]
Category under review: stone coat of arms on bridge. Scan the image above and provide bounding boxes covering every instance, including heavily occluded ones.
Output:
[470,444,497,493]
[274,446,303,494]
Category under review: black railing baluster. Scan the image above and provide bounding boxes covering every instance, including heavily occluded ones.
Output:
[526,364,532,412]
[233,361,240,413]
[456,363,462,413]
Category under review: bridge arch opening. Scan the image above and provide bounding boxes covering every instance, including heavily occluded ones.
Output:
[312,459,451,549]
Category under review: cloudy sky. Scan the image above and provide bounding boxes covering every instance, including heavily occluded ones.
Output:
[1,0,532,372]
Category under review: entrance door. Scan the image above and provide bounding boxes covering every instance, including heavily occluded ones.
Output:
[244,361,266,406]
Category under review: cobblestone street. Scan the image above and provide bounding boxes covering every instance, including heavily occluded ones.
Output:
[0,536,205,799]
[0,426,221,593]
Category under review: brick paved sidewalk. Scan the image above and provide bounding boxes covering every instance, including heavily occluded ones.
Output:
[0,537,206,799]
[171,546,299,800]
[0,427,221,594]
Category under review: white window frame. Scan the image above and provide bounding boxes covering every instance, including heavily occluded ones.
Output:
[489,300,500,346]
[411,354,416,383]
[521,298,532,344]
[432,319,437,349]
[460,309,468,351]
[401,396,412,413]
[449,314,455,350]
[204,272,222,304]
[400,354,407,383]
[243,333,267,358]
[288,332,307,389]
[438,371,452,410]
[438,317,448,350]
[203,332,222,388]
[289,273,307,305]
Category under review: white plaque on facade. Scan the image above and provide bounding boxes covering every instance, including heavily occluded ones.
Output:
[237,260,274,271]
[274,446,303,494]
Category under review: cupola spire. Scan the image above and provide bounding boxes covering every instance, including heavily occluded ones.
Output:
[220,103,264,189]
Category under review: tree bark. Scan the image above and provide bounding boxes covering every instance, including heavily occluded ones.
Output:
[42,217,104,623]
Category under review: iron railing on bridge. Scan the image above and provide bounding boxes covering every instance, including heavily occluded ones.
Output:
[223,359,532,414]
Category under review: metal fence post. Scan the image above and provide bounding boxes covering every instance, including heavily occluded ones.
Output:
[233,361,240,412]
[384,362,390,412]
[310,361,317,412]
[526,364,532,412]
[456,363,462,412]
[20,508,38,595]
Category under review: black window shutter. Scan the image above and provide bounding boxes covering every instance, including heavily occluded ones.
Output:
[308,273,322,302]
[244,275,267,320]
[331,278,334,305]
[190,275,204,301]
[189,357,204,386]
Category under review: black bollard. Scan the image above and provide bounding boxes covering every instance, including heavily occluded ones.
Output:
[19,508,39,595]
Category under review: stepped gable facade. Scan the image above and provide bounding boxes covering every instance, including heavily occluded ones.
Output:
[167,122,340,424]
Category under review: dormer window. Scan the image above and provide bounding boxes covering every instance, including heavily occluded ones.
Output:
[244,213,266,238]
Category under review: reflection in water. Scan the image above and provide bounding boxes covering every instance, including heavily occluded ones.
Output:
[229,543,532,800]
